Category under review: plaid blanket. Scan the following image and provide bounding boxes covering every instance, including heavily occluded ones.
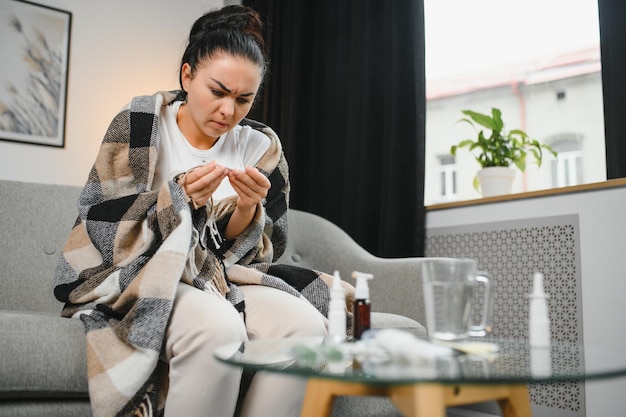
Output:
[53,91,352,417]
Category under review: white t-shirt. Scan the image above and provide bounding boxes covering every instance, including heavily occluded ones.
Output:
[153,101,271,201]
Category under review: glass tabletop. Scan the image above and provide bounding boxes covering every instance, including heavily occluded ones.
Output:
[214,336,626,386]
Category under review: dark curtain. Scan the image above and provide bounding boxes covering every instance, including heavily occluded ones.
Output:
[598,0,626,179]
[243,0,426,258]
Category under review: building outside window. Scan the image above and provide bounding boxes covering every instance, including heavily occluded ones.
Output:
[423,0,605,205]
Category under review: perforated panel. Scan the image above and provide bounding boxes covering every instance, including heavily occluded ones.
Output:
[426,214,585,416]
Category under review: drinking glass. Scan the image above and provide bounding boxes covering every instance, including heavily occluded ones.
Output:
[422,258,491,341]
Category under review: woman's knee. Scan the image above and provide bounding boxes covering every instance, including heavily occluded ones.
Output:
[241,284,328,339]
[168,284,247,349]
[288,304,328,337]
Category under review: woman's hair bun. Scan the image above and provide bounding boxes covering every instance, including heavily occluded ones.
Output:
[179,5,268,91]
[190,5,264,53]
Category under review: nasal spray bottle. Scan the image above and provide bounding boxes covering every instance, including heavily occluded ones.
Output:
[351,271,373,340]
[529,272,552,377]
[326,271,347,345]
[529,272,551,348]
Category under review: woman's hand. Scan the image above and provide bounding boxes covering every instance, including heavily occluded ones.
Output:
[180,161,228,208]
[228,166,271,210]
[224,166,271,239]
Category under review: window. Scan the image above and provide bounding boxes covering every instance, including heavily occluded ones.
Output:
[438,154,457,201]
[550,137,583,187]
[423,0,605,205]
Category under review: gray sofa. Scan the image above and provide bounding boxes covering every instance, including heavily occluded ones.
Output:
[0,179,428,417]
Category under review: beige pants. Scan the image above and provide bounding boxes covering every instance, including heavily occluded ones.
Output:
[162,283,328,417]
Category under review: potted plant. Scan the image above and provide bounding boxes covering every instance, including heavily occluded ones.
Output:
[450,107,557,197]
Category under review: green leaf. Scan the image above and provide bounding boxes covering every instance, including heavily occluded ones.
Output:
[515,153,527,171]
[531,148,542,167]
[491,108,504,132]
[458,118,477,128]
[543,144,558,158]
[461,109,499,131]
[457,139,475,148]
[509,129,528,140]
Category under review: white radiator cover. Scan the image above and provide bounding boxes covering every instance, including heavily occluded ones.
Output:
[426,184,626,417]
[427,214,585,416]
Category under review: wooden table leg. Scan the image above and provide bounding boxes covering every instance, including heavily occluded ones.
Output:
[389,384,447,417]
[443,384,532,417]
[497,385,533,417]
[300,379,335,417]
[300,379,388,417]
[301,380,532,417]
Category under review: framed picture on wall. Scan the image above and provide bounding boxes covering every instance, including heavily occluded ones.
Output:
[0,0,71,147]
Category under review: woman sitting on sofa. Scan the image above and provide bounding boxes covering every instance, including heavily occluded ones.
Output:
[53,5,348,417]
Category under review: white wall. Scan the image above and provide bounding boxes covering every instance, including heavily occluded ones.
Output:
[0,0,224,186]
[427,184,626,416]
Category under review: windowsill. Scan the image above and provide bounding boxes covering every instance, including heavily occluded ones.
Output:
[426,178,626,211]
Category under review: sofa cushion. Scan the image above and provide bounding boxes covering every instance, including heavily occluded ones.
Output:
[371,312,427,338]
[0,312,87,399]
[0,401,92,417]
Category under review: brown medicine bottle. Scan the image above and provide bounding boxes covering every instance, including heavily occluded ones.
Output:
[351,272,373,340]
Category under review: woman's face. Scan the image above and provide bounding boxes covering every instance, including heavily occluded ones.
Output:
[179,53,262,149]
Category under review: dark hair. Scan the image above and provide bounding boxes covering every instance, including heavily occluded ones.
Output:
[179,5,267,90]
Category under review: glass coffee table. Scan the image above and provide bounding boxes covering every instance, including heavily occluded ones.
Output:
[214,336,626,417]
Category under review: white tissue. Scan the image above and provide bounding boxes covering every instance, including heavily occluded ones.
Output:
[361,329,455,364]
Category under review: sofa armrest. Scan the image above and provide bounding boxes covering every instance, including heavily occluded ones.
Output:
[278,209,435,326]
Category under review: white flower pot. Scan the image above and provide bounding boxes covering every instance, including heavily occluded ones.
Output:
[477,167,516,197]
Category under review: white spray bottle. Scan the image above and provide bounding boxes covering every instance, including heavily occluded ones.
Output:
[529,272,551,348]
[352,271,373,340]
[326,270,347,344]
